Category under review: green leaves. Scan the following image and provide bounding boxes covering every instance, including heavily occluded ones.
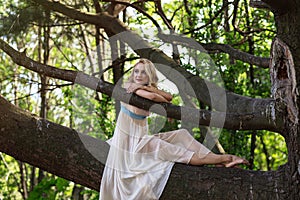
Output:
[0,0,44,37]
[27,177,71,200]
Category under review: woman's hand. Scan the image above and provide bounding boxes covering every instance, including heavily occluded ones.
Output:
[126,83,144,93]
[143,85,158,93]
[144,86,173,102]
[126,83,173,103]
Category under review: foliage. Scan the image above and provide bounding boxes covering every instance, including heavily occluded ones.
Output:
[219,130,287,170]
[27,177,72,200]
[0,154,22,199]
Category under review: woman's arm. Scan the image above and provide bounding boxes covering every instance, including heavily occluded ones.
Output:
[126,83,173,102]
[125,83,171,103]
[142,85,173,102]
[135,89,170,103]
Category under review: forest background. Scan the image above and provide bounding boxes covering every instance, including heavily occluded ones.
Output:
[0,0,288,199]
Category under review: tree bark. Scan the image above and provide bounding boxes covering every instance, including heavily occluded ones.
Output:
[262,0,291,14]
[0,95,107,190]
[271,3,300,197]
[269,37,300,199]
[0,95,290,199]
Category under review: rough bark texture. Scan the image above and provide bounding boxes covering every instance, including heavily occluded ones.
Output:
[162,164,287,200]
[271,2,300,198]
[0,96,108,190]
[0,96,290,199]
[269,37,300,199]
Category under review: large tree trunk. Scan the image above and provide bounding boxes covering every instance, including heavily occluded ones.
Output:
[0,95,292,199]
[269,0,300,199]
[269,37,300,199]
[271,2,300,198]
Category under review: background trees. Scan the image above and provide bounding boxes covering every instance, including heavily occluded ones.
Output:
[0,0,297,199]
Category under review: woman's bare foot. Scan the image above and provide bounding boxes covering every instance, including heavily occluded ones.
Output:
[224,155,250,168]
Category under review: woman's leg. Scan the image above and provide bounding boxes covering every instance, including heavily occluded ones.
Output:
[189,152,249,167]
[156,129,210,156]
[157,129,249,167]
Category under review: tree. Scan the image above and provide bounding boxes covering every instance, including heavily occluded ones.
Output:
[0,0,299,199]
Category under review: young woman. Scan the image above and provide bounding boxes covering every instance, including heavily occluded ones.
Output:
[99,59,249,200]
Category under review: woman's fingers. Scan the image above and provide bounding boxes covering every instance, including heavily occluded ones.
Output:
[127,83,140,93]
[225,155,250,168]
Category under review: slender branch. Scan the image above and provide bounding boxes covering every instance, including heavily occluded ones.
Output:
[0,153,21,191]
[102,0,162,30]
[183,0,192,26]
[260,134,271,171]
[158,33,270,68]
[169,4,183,23]
[230,0,275,38]
[155,0,172,30]
[184,0,231,35]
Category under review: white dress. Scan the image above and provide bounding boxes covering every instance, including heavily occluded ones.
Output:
[99,103,210,200]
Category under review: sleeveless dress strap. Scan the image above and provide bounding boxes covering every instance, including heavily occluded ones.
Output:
[120,105,147,120]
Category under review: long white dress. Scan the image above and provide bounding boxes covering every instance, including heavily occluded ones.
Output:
[99,103,210,200]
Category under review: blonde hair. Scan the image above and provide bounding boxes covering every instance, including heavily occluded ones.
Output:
[127,59,159,87]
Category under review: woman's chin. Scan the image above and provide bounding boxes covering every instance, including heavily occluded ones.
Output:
[135,81,145,85]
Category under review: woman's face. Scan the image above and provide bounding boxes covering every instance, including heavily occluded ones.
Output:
[133,63,149,85]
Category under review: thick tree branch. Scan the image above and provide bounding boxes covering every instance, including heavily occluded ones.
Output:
[1,43,282,131]
[261,0,291,14]
[250,0,270,9]
[203,43,270,68]
[0,38,283,132]
[106,0,130,17]
[0,95,107,190]
[0,96,288,199]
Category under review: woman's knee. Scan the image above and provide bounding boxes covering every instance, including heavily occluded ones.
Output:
[178,129,194,138]
[178,128,189,134]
